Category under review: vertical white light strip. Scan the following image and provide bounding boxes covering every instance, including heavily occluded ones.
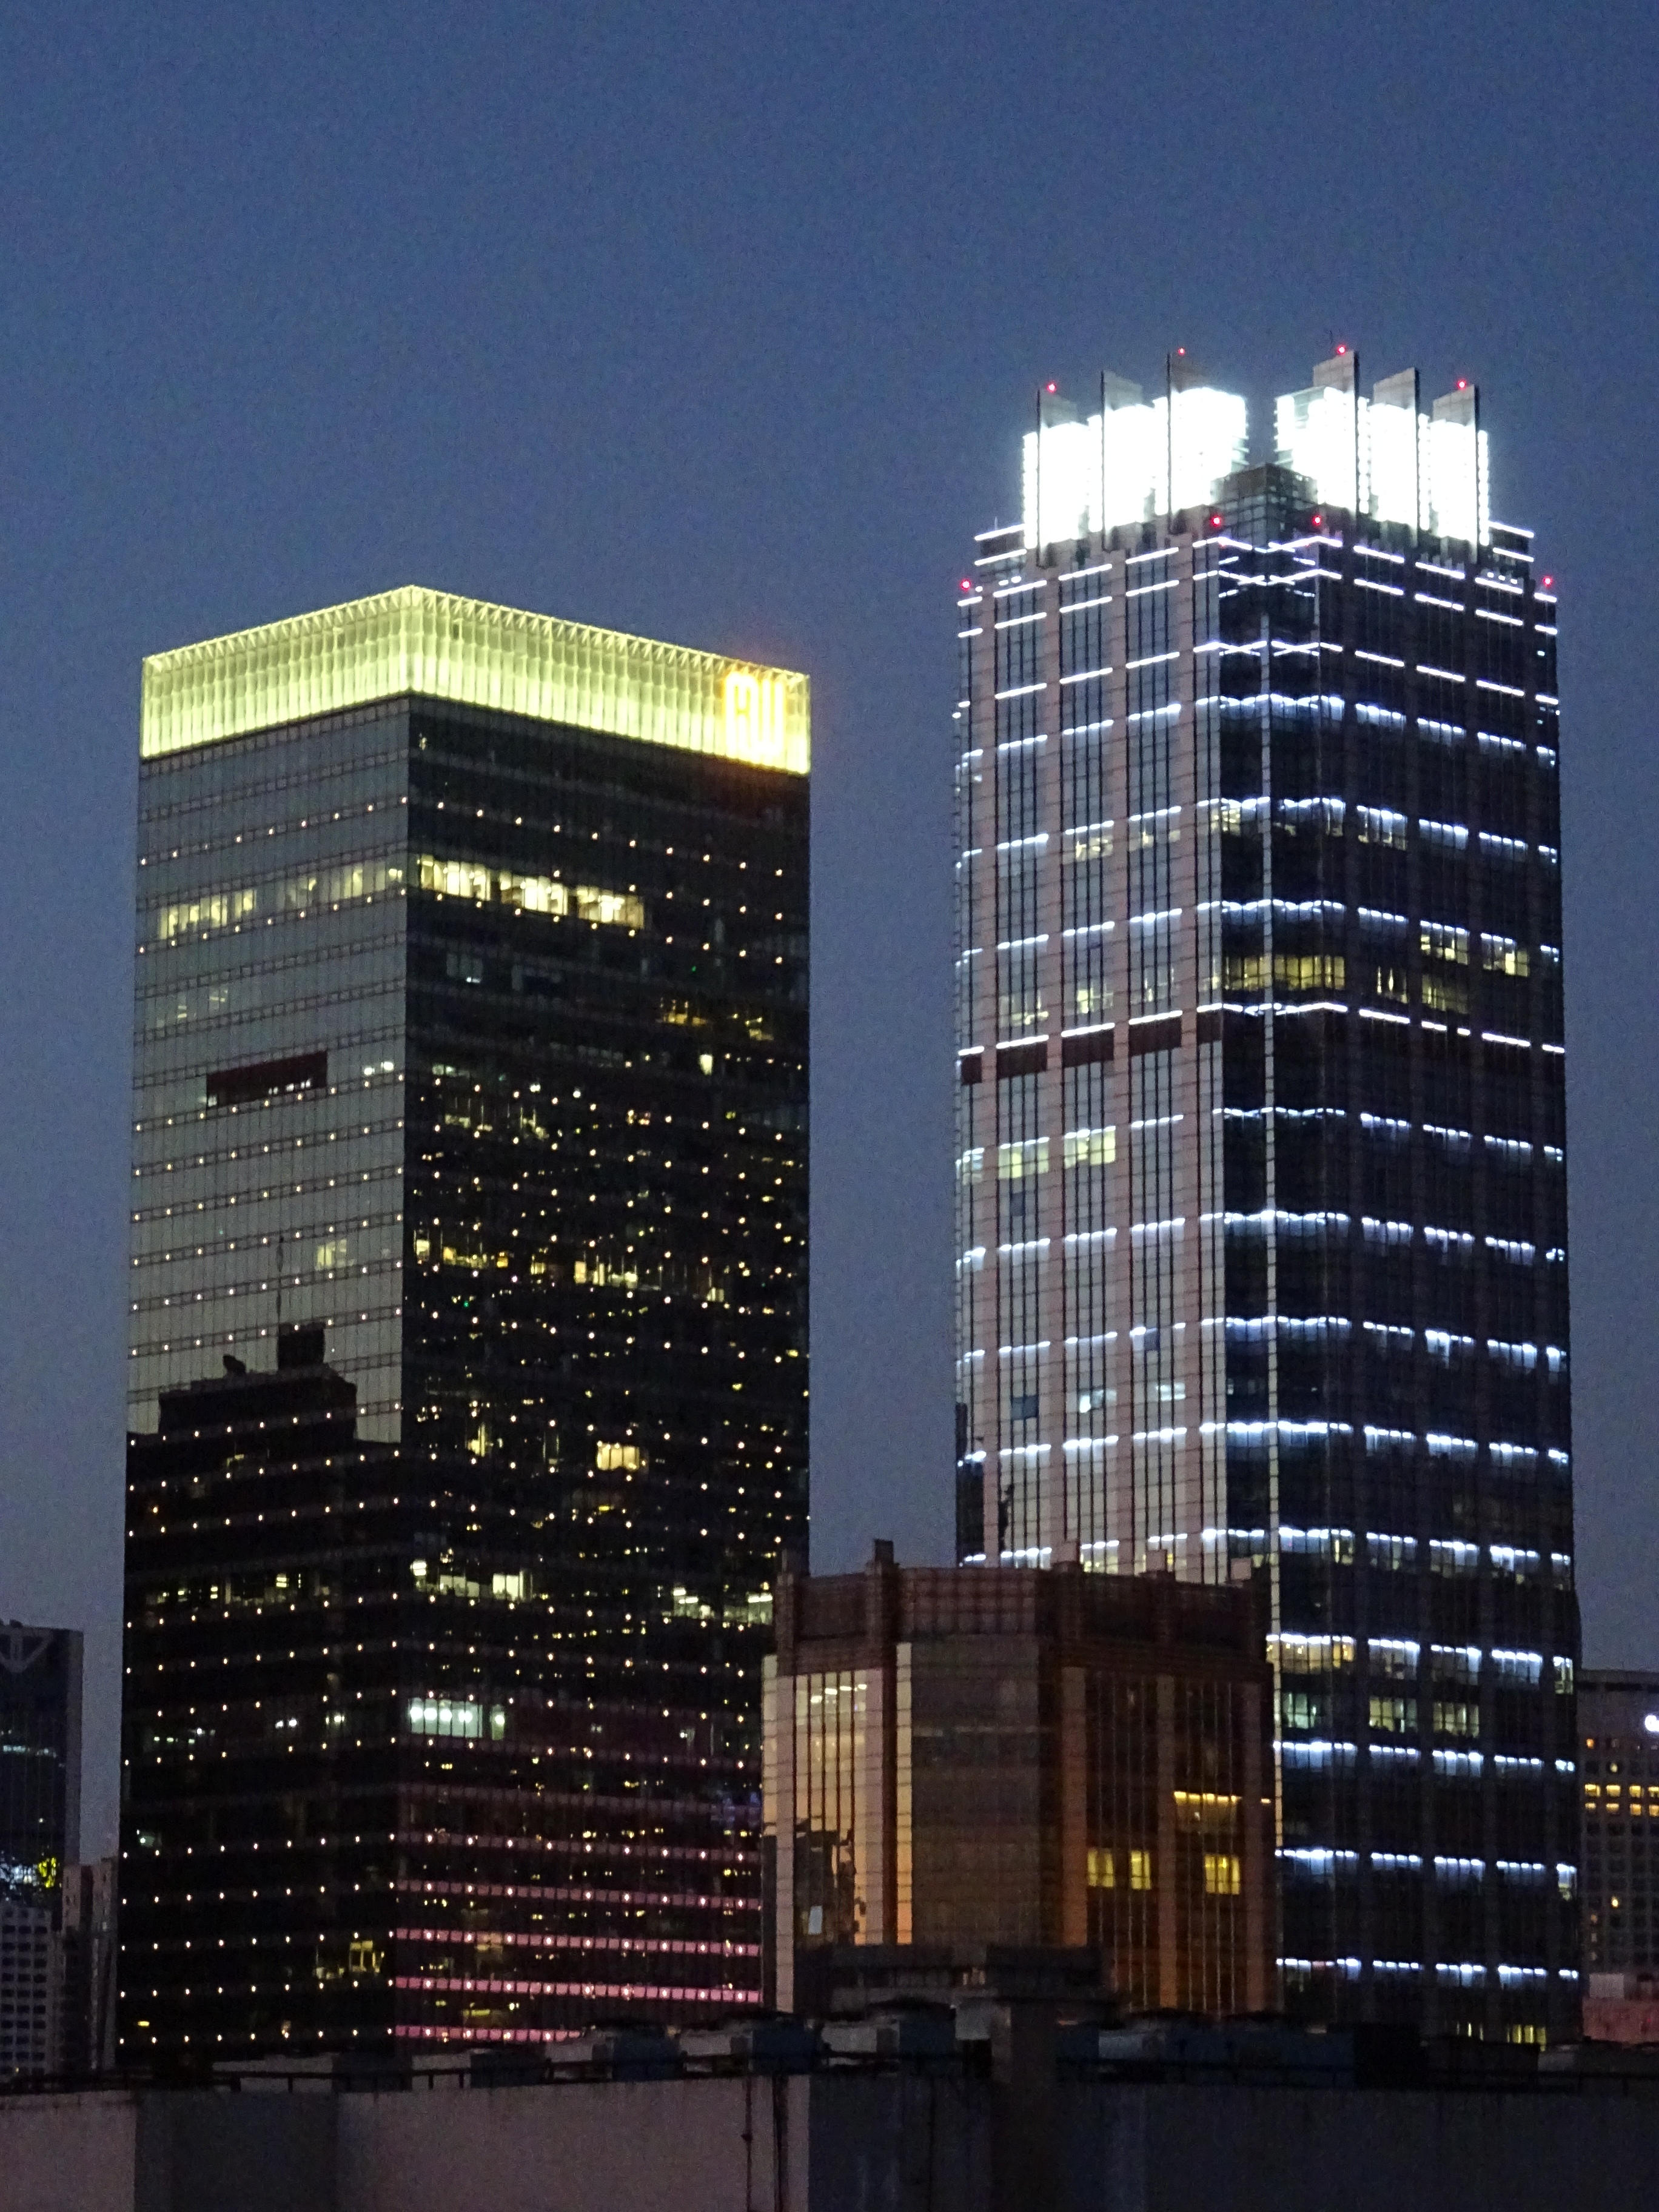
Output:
[1274,372,1491,546]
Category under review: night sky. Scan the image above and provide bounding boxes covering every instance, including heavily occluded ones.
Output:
[4,3,1655,1858]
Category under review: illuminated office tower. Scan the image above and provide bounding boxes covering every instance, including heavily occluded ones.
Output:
[954,356,1578,2038]
[122,589,808,2059]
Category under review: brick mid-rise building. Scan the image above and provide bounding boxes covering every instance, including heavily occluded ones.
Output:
[763,1547,1272,2016]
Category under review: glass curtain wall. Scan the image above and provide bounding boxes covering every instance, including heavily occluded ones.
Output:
[955,383,1577,2040]
[124,683,807,2059]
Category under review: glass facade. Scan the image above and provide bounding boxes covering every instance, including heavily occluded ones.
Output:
[954,359,1578,2040]
[122,596,808,2059]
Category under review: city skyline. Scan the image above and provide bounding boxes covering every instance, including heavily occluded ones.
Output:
[3,7,1658,1882]
[22,364,1602,2053]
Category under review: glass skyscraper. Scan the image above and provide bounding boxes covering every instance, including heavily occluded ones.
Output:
[122,588,808,2059]
[953,355,1578,2040]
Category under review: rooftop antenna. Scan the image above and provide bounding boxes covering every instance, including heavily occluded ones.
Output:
[1099,368,1108,532]
[1164,350,1175,516]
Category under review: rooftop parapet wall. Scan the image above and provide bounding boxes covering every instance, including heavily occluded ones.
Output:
[9,2059,1659,2212]
[776,1556,1267,1675]
[140,585,809,774]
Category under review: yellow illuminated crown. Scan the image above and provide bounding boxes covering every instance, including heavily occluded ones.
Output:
[141,585,809,774]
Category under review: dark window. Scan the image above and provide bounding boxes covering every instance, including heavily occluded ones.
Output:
[205,1050,328,1108]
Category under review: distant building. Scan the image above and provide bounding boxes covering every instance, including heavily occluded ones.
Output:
[1584,1971,1659,2045]
[0,1858,119,2082]
[0,1897,55,2077]
[0,1622,82,2077]
[1580,1671,1659,1974]
[56,1858,119,2075]
[0,1623,82,1902]
[762,1547,1272,2016]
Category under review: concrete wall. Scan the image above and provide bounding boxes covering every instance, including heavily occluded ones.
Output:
[0,2078,809,2212]
[338,2077,805,2212]
[7,2071,1659,2212]
[806,2071,989,2212]
[0,2090,136,2212]
[135,2092,338,2212]
[1065,2083,1659,2212]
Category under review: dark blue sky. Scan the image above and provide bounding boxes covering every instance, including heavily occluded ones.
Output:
[4,2,1655,1855]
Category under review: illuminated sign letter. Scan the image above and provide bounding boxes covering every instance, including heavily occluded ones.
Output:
[723,669,786,766]
[725,669,759,751]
